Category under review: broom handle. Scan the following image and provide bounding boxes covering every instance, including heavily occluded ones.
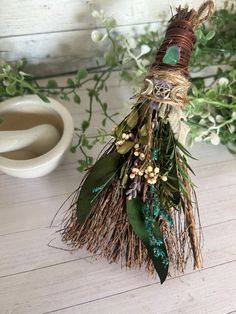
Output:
[151,1,214,77]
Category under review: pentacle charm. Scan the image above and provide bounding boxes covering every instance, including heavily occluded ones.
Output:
[154,80,172,99]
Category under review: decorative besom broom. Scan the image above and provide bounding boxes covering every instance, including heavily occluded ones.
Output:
[61,1,214,283]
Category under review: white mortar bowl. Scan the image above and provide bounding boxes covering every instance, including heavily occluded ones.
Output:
[0,95,74,178]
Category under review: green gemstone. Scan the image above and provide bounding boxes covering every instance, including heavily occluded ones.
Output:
[163,45,180,65]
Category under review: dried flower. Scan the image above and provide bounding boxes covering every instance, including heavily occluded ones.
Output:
[146,166,153,173]
[116,140,124,146]
[161,175,168,181]
[130,173,135,179]
[131,167,139,174]
[139,153,145,161]
[148,178,157,184]
[129,133,134,139]
[126,176,142,199]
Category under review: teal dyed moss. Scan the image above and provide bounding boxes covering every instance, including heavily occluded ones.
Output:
[152,148,158,161]
[92,184,106,193]
[142,199,168,267]
[154,206,160,218]
[150,184,155,193]
[163,45,180,65]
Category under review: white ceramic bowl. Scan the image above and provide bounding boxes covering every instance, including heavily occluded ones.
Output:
[0,95,74,178]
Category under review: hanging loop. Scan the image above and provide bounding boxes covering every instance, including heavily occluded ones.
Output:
[197,0,214,25]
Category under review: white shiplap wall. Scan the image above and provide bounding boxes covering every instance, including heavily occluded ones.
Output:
[0,0,231,76]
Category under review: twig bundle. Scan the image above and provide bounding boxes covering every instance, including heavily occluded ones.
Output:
[61,1,214,283]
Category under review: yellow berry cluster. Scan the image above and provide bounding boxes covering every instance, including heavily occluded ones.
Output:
[129,163,167,184]
[144,166,168,184]
[116,132,134,147]
[133,143,145,161]
[144,165,160,184]
[129,167,144,179]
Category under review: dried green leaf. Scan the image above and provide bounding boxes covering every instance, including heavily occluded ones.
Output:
[177,162,191,181]
[115,121,127,138]
[139,136,148,145]
[179,181,191,200]
[167,167,181,205]
[138,124,147,137]
[178,154,196,175]
[126,109,138,129]
[175,140,197,160]
[126,197,168,284]
[77,151,121,224]
[117,141,134,154]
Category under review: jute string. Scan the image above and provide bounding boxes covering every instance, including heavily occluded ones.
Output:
[143,70,191,107]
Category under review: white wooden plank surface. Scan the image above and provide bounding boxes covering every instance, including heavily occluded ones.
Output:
[0,0,231,37]
[0,234,235,313]
[0,0,164,37]
[0,23,160,76]
[55,261,236,314]
[1,0,233,75]
[0,29,99,76]
[0,228,89,278]
[0,0,92,37]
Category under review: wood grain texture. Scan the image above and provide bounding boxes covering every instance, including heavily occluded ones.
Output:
[1,0,234,75]
[0,239,235,313]
[0,0,231,37]
[0,0,165,37]
[54,261,236,314]
[0,23,160,76]
[0,0,92,37]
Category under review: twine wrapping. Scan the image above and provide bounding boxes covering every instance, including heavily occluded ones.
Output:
[140,1,214,108]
